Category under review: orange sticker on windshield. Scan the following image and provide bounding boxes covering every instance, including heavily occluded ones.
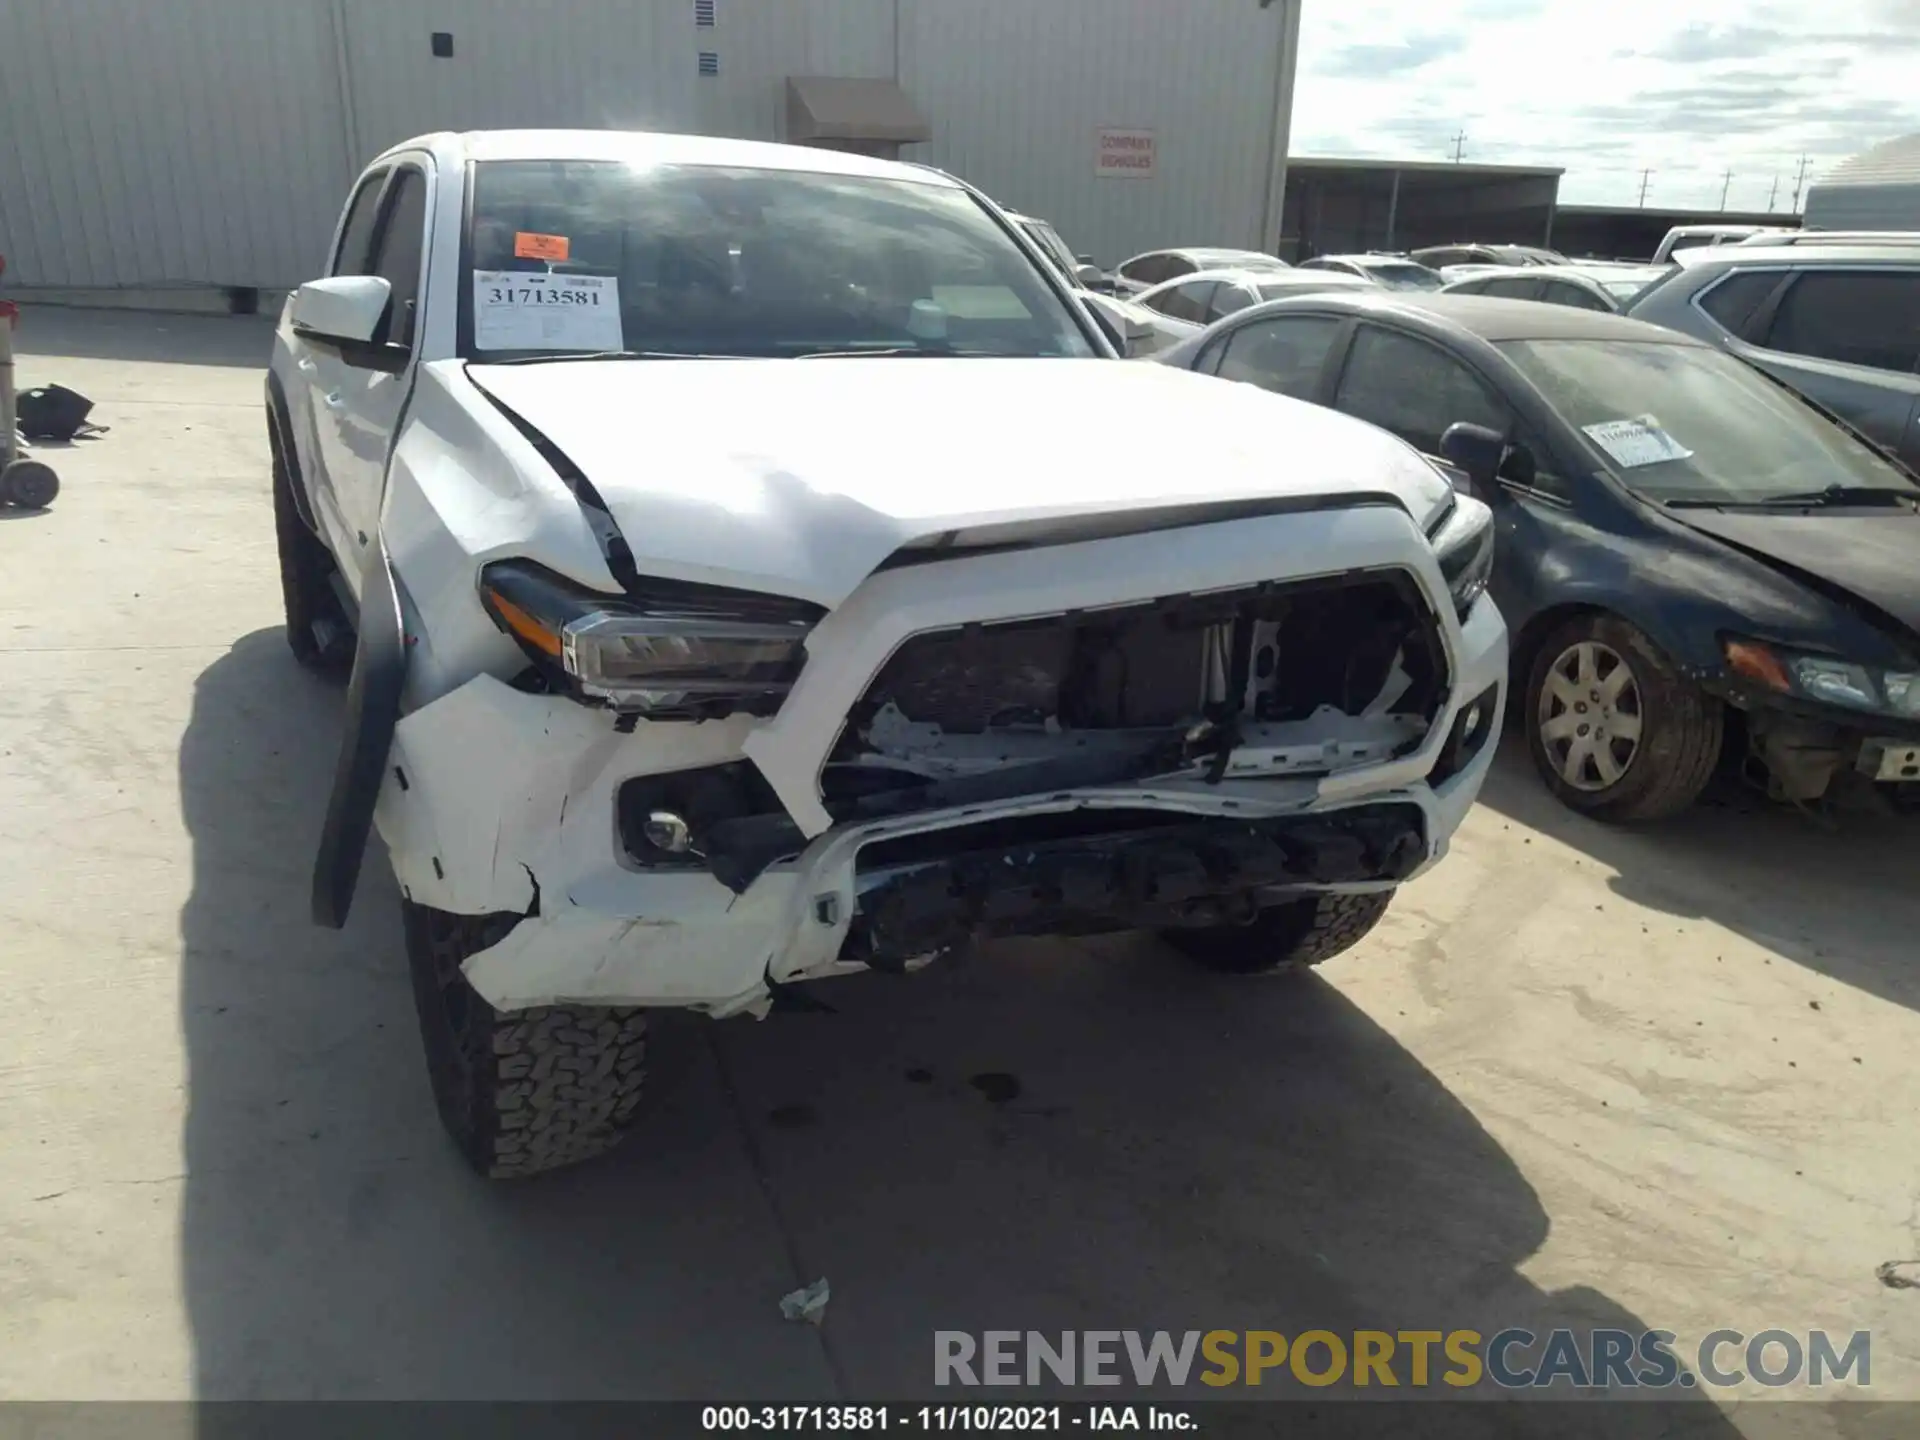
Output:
[514,232,570,262]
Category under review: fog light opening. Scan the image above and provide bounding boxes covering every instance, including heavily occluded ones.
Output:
[643,811,694,854]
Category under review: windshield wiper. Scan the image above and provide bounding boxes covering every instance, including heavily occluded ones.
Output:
[1668,485,1920,511]
[480,349,739,365]
[794,346,995,359]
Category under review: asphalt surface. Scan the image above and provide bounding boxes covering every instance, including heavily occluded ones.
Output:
[2,308,1916,1434]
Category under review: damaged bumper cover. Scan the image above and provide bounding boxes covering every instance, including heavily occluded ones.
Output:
[846,804,1428,970]
[369,506,1507,1015]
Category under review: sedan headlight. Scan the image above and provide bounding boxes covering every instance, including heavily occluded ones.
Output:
[1432,496,1495,620]
[1724,637,1920,719]
[479,560,823,718]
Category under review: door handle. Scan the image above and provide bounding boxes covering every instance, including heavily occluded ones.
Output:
[323,391,345,409]
[296,357,317,374]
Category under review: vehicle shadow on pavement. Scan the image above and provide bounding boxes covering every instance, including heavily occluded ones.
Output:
[1476,738,1920,1012]
[176,630,1749,1436]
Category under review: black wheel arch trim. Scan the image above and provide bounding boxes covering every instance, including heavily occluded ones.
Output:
[311,538,409,928]
[264,372,322,538]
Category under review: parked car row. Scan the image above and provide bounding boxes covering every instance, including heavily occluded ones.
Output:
[1153,284,1920,822]
[1018,218,1917,821]
[1442,263,1671,314]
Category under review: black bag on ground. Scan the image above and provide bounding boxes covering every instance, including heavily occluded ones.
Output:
[16,383,98,441]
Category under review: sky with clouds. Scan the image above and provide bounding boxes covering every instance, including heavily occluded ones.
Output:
[1292,0,1920,211]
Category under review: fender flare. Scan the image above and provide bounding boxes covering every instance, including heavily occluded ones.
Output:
[311,539,408,928]
[263,371,322,538]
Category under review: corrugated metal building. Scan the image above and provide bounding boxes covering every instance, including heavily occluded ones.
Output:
[1803,133,1920,232]
[0,0,1302,295]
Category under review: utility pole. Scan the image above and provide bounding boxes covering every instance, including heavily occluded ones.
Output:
[1790,153,1812,212]
[1449,130,1467,163]
[1766,173,1780,212]
[1719,169,1734,211]
[1637,169,1654,207]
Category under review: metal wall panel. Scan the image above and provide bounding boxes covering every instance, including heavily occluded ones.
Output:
[0,0,352,287]
[899,0,1296,267]
[339,0,698,167]
[0,0,1296,289]
[1804,184,1920,232]
[692,0,895,140]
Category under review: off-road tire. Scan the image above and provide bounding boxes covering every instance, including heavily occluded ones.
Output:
[1,458,59,509]
[1525,614,1721,823]
[402,900,650,1179]
[1162,890,1395,975]
[270,426,352,675]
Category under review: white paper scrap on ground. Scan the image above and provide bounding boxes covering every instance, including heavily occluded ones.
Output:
[1582,414,1693,469]
[472,270,623,352]
[779,1277,831,1325]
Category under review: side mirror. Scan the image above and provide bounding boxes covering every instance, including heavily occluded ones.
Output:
[291,275,392,346]
[1080,293,1152,355]
[1438,422,1507,496]
[1075,263,1106,289]
[290,276,408,373]
[1076,253,1096,265]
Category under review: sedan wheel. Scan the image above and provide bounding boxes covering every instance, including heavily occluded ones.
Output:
[1524,614,1722,822]
[1537,640,1644,791]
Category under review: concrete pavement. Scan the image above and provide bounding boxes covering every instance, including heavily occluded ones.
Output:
[0,309,1915,1433]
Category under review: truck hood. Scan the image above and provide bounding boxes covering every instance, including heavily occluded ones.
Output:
[1672,507,1920,642]
[466,357,1452,607]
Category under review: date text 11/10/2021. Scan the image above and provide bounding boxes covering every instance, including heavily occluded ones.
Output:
[701,1406,1194,1431]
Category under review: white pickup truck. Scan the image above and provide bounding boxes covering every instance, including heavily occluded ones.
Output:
[267,128,1507,1179]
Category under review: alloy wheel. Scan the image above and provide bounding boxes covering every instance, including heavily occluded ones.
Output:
[1537,640,1644,792]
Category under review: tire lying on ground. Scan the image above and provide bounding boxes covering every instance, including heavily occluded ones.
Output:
[1525,613,1721,822]
[402,900,650,1179]
[1,458,59,509]
[1161,890,1395,975]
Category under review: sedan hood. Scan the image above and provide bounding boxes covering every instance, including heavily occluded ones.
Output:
[467,357,1451,607]
[1673,507,1920,640]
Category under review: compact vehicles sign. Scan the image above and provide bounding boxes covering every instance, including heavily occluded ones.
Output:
[1096,128,1156,178]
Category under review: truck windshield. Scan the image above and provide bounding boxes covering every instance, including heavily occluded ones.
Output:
[463,160,1097,360]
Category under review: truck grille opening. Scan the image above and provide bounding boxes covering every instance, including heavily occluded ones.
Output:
[824,570,1446,809]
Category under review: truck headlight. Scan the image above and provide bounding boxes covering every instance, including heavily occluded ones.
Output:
[1432,497,1494,621]
[479,560,823,718]
[1724,637,1920,719]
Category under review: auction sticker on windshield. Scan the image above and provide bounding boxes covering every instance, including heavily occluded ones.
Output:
[1583,415,1694,469]
[473,270,623,352]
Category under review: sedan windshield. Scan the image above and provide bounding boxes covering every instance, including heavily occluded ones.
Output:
[1499,338,1920,503]
[1358,261,1443,291]
[463,160,1097,360]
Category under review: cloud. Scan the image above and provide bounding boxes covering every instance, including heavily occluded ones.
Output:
[1640,21,1920,59]
[1291,0,1920,208]
[1313,33,1468,79]
[1644,24,1782,61]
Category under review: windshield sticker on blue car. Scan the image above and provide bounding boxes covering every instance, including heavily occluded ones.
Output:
[1582,415,1694,469]
[473,270,623,352]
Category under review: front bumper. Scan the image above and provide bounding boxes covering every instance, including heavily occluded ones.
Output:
[373,508,1507,1015]
[1713,678,1920,788]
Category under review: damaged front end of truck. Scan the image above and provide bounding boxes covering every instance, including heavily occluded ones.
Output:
[335,493,1504,1018]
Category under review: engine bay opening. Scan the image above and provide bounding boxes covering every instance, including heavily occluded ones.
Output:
[823,570,1447,814]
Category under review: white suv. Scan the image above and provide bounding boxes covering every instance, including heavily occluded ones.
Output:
[267,129,1507,1179]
